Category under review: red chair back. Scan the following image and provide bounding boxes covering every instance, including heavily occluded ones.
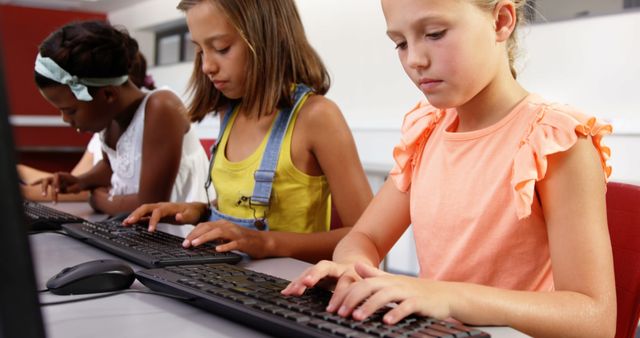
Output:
[200,139,216,159]
[606,181,640,338]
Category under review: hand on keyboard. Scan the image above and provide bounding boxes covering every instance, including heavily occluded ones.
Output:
[184,220,270,259]
[346,263,456,324]
[124,201,209,231]
[289,261,455,325]
[282,259,361,300]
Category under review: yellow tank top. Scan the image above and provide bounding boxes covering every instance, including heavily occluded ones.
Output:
[211,98,330,233]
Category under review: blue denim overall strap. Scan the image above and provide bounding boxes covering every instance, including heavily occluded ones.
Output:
[250,83,311,206]
[203,84,312,231]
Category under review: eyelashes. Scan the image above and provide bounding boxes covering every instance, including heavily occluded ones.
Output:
[394,42,407,50]
[426,29,446,40]
[215,47,230,54]
[393,29,447,51]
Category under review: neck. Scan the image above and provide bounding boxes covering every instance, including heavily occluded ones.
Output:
[113,83,146,129]
[237,101,275,120]
[455,71,528,132]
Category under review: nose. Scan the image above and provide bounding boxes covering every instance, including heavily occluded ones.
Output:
[406,43,430,70]
[200,51,219,76]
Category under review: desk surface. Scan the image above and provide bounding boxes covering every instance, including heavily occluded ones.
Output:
[32,202,530,338]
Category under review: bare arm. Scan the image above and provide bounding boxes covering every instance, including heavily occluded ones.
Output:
[471,137,615,337]
[17,164,52,184]
[136,90,187,204]
[69,148,96,176]
[330,138,616,338]
[75,159,112,188]
[263,96,374,262]
[333,179,411,264]
[282,179,411,295]
[91,90,188,215]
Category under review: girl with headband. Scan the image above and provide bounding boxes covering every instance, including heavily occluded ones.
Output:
[33,20,211,216]
[20,51,155,202]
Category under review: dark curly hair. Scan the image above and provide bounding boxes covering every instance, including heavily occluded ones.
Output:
[35,20,139,89]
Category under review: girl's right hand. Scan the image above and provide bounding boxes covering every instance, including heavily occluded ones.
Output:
[33,172,83,203]
[281,260,362,310]
[123,202,208,232]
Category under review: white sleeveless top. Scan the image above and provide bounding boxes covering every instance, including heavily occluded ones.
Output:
[99,89,210,203]
[86,133,103,164]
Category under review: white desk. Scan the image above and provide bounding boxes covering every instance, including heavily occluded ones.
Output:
[31,202,529,338]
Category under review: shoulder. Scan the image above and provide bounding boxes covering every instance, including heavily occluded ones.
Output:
[396,99,447,148]
[143,90,189,134]
[524,96,612,157]
[401,100,447,129]
[524,95,602,131]
[294,94,345,131]
[388,100,446,192]
[511,96,612,218]
[145,89,186,115]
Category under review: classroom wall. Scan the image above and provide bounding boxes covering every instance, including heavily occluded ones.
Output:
[109,1,640,187]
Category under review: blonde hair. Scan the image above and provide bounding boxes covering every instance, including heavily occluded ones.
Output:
[177,0,330,122]
[472,0,528,78]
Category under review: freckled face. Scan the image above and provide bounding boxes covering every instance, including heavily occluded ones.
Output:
[39,85,113,133]
[186,1,250,99]
[381,0,502,108]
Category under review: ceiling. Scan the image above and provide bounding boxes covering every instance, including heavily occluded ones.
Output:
[0,0,150,13]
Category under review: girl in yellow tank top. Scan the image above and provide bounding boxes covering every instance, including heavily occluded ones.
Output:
[125,0,372,263]
[212,85,330,234]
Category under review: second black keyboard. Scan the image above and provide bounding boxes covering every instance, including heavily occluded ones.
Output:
[62,220,243,268]
[23,200,86,231]
[136,263,491,338]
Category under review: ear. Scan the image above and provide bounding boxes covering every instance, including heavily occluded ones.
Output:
[493,0,517,43]
[97,86,119,104]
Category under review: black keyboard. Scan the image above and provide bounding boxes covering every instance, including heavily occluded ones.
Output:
[136,264,491,338]
[23,200,86,231]
[61,220,243,268]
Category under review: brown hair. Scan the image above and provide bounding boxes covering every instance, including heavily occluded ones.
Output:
[472,0,529,79]
[177,0,331,122]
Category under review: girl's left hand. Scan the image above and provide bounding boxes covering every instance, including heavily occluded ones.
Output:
[337,262,452,324]
[183,220,271,259]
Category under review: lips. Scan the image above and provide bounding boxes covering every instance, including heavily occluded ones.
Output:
[212,80,227,90]
[418,78,443,92]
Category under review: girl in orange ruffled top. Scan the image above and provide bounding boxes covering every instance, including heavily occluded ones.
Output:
[283,0,616,337]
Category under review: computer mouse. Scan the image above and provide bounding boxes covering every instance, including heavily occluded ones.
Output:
[46,259,135,295]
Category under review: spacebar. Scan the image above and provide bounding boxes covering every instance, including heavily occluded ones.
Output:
[160,256,226,264]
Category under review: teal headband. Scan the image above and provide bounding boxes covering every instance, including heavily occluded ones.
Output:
[34,53,129,101]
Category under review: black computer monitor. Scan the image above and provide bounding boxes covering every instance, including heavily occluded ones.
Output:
[0,39,46,337]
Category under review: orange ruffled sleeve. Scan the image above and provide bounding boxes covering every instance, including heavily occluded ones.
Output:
[511,104,612,219]
[389,101,444,192]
